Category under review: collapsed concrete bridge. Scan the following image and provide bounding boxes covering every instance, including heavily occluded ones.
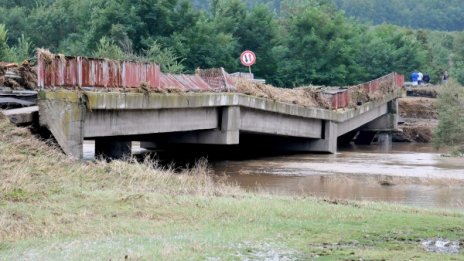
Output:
[36,52,404,159]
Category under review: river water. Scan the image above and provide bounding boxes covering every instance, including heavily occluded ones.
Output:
[213,143,464,209]
[84,142,464,209]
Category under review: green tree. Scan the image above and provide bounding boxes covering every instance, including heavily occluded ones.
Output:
[274,7,363,86]
[144,42,185,73]
[93,37,126,60]
[235,4,278,80]
[10,34,33,62]
[452,33,464,85]
[168,18,239,72]
[357,25,426,81]
[0,24,14,61]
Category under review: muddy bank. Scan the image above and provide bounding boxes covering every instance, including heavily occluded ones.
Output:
[395,96,437,143]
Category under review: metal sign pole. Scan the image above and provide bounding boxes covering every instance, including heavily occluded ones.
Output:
[241,50,256,78]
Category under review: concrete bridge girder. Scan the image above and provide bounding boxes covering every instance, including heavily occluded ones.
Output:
[38,91,401,159]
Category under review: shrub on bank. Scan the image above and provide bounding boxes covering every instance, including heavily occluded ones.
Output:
[433,80,464,155]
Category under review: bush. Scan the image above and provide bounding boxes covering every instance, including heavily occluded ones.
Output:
[433,80,464,154]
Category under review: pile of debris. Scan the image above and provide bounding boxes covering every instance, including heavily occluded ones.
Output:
[0,61,37,90]
[234,78,331,108]
[407,86,439,98]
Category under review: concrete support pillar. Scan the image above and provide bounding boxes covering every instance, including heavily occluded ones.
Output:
[307,121,338,153]
[388,99,399,114]
[95,138,131,159]
[38,92,86,159]
[377,131,392,152]
[219,106,240,144]
[282,121,338,153]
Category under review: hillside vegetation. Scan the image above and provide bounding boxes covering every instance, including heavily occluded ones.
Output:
[192,0,464,31]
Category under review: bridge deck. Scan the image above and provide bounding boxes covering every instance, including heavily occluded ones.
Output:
[38,89,402,159]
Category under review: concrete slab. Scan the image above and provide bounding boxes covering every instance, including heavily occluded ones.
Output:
[2,106,38,124]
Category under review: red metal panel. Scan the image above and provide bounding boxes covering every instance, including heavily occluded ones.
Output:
[195,67,236,91]
[37,53,161,89]
[196,68,226,90]
[332,91,349,109]
[395,73,404,88]
[223,68,237,91]
[331,94,337,109]
[173,75,211,91]
[160,74,184,91]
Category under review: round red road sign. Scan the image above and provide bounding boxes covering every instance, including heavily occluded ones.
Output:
[240,50,256,67]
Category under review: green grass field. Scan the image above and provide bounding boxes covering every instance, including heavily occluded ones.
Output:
[1,114,463,260]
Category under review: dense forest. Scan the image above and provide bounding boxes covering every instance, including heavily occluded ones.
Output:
[192,0,464,31]
[0,0,463,86]
[332,0,464,31]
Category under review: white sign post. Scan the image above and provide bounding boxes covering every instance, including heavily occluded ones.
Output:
[240,50,256,75]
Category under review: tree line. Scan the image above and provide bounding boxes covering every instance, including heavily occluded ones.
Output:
[0,0,463,87]
[192,0,464,32]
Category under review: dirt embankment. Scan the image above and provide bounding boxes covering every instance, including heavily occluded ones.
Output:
[407,86,438,98]
[396,95,438,143]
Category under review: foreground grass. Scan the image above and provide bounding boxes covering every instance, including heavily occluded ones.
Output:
[1,114,464,260]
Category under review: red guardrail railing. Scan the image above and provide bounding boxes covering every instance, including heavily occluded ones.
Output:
[37,52,161,89]
[37,51,404,110]
[37,52,233,91]
[326,72,403,109]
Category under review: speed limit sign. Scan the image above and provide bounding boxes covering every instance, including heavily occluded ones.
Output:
[240,50,256,67]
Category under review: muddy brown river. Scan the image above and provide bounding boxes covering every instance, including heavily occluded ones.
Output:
[212,143,464,209]
[84,142,464,209]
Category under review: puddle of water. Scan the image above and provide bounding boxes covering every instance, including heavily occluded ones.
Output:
[422,238,461,254]
[232,242,298,261]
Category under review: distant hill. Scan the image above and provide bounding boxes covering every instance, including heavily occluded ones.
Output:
[332,0,464,31]
[191,0,464,31]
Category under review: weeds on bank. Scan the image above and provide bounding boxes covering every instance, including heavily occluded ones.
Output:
[2,113,464,260]
[0,114,242,242]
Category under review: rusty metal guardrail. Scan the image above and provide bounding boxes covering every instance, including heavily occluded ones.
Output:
[37,51,404,110]
[37,52,237,92]
[325,72,404,109]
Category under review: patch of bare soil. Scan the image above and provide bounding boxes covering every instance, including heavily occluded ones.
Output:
[408,86,439,98]
[396,97,437,143]
[399,97,437,119]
